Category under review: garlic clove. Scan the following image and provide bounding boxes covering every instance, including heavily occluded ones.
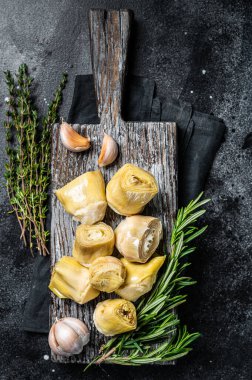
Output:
[98,133,118,167]
[63,317,90,346]
[55,321,82,354]
[48,317,90,357]
[60,121,91,152]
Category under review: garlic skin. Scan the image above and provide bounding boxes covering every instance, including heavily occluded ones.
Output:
[93,299,137,336]
[115,215,163,263]
[116,256,165,302]
[89,256,126,292]
[73,222,115,265]
[98,133,118,167]
[49,317,90,356]
[60,121,91,152]
[49,256,100,304]
[106,164,158,216]
[55,170,107,225]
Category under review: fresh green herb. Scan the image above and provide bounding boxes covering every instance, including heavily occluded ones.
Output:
[4,64,67,255]
[86,193,210,369]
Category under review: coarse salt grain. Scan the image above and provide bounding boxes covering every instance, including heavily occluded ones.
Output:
[202,69,206,75]
[43,354,49,360]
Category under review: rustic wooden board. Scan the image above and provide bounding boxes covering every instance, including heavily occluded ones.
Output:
[49,8,177,364]
[50,121,177,363]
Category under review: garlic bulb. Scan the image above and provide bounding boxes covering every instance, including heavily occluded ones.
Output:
[106,164,158,216]
[73,222,115,265]
[48,317,90,356]
[89,256,126,292]
[60,121,91,152]
[116,256,165,302]
[115,215,163,263]
[49,256,99,304]
[55,170,107,225]
[93,299,137,336]
[98,133,118,167]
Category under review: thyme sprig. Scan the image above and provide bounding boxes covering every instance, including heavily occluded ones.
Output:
[4,64,67,255]
[86,193,210,368]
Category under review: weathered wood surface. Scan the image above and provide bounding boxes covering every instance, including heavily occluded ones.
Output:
[89,9,132,128]
[50,9,178,364]
[50,122,177,364]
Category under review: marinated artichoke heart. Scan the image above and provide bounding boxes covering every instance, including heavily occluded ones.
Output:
[106,164,158,216]
[89,256,126,292]
[93,299,137,336]
[55,170,107,225]
[115,215,163,263]
[116,256,165,302]
[49,256,99,304]
[73,222,115,265]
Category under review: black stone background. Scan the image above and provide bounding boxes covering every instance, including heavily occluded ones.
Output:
[0,0,251,379]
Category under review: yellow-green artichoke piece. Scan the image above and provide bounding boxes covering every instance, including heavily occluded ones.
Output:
[49,256,99,304]
[72,222,115,265]
[115,215,163,263]
[89,256,126,292]
[55,170,107,225]
[115,256,165,302]
[106,164,158,216]
[93,299,137,336]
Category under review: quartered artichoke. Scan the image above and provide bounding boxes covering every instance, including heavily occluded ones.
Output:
[116,256,165,302]
[72,222,115,265]
[115,215,163,263]
[106,164,158,216]
[89,256,126,292]
[93,299,137,336]
[55,170,107,225]
[49,256,99,304]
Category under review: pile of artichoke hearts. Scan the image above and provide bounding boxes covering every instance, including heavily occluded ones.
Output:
[49,163,165,337]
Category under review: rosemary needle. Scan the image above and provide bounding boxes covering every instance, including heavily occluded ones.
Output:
[86,193,210,368]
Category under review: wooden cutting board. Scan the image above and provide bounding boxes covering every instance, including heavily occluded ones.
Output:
[50,9,177,364]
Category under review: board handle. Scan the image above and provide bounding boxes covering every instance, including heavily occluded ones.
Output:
[89,9,132,128]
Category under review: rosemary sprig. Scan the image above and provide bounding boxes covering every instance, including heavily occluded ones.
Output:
[4,64,67,255]
[86,193,210,369]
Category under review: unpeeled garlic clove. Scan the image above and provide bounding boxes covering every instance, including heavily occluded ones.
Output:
[48,317,90,356]
[98,133,118,167]
[60,121,91,152]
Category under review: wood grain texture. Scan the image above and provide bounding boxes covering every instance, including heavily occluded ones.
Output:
[89,9,132,128]
[50,9,177,364]
[50,121,177,363]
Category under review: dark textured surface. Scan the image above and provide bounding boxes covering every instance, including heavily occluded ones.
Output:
[0,0,251,379]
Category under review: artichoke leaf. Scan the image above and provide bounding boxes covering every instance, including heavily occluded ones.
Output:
[73,222,115,265]
[49,256,99,304]
[115,215,163,263]
[106,164,158,216]
[55,170,107,225]
[89,256,126,292]
[115,256,165,302]
[93,299,137,336]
